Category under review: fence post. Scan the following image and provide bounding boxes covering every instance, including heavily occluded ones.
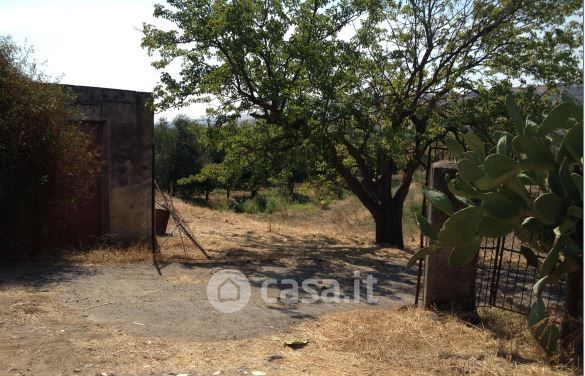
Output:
[423,160,477,311]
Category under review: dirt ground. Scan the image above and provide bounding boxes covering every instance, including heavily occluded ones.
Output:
[0,198,572,375]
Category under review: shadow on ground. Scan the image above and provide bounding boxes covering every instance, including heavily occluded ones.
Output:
[0,226,417,342]
[0,262,98,290]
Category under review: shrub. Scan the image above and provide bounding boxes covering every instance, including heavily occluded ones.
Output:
[0,36,98,253]
[235,191,288,214]
[263,193,287,213]
[237,198,260,214]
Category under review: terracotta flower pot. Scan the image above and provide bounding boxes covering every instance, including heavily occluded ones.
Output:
[155,208,170,236]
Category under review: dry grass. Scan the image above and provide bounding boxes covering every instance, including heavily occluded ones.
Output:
[478,307,582,370]
[293,308,574,375]
[2,193,395,267]
[3,193,576,374]
[7,297,570,375]
[37,242,152,264]
[24,187,418,265]
[478,307,537,357]
[153,196,378,263]
[4,282,570,375]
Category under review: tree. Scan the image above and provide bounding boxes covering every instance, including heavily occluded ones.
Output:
[410,95,582,356]
[154,115,206,190]
[154,118,177,188]
[439,81,560,144]
[143,0,582,247]
[0,36,98,253]
[177,118,317,200]
[178,161,240,201]
[210,120,276,197]
[214,119,317,197]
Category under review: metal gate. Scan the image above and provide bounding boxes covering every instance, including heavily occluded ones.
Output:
[414,144,566,315]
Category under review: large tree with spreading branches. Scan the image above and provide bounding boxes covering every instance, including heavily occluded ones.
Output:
[143,0,582,247]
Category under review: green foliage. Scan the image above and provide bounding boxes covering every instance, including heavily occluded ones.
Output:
[143,0,582,247]
[445,137,465,159]
[235,190,289,214]
[407,246,437,269]
[0,36,99,252]
[411,96,583,353]
[422,188,452,216]
[155,115,207,190]
[214,120,316,196]
[449,82,568,144]
[301,168,345,209]
[236,198,261,214]
[415,212,437,241]
[221,184,338,215]
[177,162,235,199]
[173,118,319,200]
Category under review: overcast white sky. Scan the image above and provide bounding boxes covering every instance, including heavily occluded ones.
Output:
[0,0,205,120]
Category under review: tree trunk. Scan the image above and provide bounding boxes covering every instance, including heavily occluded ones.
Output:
[287,179,294,197]
[374,202,404,248]
[323,141,413,248]
[205,190,209,202]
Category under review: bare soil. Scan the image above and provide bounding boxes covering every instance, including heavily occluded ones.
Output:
[0,198,571,375]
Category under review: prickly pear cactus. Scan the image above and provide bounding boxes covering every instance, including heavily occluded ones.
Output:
[410,94,583,353]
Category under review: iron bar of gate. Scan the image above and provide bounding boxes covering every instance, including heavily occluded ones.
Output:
[476,243,489,306]
[511,238,525,310]
[490,238,504,307]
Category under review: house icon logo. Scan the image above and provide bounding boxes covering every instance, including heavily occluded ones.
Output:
[207,269,251,313]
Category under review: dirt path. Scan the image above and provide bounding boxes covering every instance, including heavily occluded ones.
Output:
[0,200,419,375]
[1,255,415,342]
[0,264,566,376]
[0,200,571,375]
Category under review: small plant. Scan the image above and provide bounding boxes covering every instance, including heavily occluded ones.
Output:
[237,198,261,214]
[234,190,289,214]
[410,94,583,354]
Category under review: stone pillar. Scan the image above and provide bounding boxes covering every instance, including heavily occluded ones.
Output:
[423,160,477,311]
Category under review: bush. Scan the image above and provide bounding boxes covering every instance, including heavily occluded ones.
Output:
[235,191,288,214]
[300,179,344,209]
[0,36,98,253]
[263,193,287,213]
[237,198,260,214]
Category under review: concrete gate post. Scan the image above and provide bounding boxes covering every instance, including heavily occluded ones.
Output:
[422,161,477,311]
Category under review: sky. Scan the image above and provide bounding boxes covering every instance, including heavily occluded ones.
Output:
[0,0,205,120]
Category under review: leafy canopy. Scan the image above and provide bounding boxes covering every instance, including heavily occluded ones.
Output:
[143,0,582,245]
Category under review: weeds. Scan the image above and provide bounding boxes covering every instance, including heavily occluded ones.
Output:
[205,185,344,215]
[235,190,290,214]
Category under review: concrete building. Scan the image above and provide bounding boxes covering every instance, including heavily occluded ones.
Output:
[51,85,154,246]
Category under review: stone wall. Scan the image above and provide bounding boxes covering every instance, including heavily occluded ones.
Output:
[64,85,154,243]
